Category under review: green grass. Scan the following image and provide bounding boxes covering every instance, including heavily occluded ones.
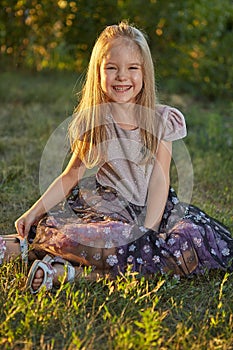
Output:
[0,70,233,349]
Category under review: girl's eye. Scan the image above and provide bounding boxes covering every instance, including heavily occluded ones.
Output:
[129,66,139,70]
[106,66,116,70]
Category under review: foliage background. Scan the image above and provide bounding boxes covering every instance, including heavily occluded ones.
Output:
[1,0,233,99]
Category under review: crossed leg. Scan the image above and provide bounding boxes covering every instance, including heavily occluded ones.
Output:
[0,235,103,293]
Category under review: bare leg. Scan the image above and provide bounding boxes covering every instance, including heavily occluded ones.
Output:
[1,235,110,293]
[0,235,21,262]
[1,234,38,263]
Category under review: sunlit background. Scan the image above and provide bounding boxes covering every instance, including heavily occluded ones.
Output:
[1,0,232,98]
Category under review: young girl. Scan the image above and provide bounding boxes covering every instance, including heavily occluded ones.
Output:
[2,21,232,293]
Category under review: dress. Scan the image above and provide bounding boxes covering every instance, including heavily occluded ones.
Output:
[30,105,233,278]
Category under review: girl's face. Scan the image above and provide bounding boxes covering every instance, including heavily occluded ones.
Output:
[100,38,143,104]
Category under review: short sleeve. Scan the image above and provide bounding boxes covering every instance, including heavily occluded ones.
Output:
[156,104,187,142]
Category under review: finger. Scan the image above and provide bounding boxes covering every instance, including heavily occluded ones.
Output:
[23,223,31,238]
[15,220,26,237]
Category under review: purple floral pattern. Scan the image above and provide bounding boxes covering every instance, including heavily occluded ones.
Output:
[30,178,233,278]
[113,189,233,277]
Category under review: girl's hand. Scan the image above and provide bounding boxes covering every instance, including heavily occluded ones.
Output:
[15,212,37,238]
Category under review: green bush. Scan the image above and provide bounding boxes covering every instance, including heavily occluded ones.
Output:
[1,0,232,98]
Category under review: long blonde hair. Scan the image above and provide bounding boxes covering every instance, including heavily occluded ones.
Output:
[69,21,158,168]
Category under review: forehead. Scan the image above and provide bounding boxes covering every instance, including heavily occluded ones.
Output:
[103,38,142,62]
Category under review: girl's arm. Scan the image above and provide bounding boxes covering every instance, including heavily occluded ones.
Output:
[144,140,172,231]
[15,152,87,237]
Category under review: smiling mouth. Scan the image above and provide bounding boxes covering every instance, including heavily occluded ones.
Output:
[113,85,132,92]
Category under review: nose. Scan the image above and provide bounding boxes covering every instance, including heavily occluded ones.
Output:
[116,68,128,81]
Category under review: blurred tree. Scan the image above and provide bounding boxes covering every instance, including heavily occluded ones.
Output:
[0,0,232,98]
[1,0,30,67]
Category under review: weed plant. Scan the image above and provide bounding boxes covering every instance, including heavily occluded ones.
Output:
[0,71,232,349]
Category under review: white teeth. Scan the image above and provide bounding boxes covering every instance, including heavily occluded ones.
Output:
[114,86,131,91]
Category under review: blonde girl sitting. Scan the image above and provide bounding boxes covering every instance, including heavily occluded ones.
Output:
[1,21,232,293]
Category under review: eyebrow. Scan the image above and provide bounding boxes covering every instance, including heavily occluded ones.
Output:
[105,61,142,66]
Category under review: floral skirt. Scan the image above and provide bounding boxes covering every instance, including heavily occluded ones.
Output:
[30,176,233,278]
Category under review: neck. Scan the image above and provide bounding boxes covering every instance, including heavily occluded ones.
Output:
[110,102,138,129]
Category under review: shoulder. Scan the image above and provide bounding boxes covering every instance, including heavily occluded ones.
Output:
[156,104,187,141]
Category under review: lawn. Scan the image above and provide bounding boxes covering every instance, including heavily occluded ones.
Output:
[0,70,233,349]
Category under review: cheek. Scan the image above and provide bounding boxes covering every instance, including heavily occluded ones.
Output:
[135,73,143,90]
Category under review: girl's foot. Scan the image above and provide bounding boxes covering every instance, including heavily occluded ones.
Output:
[29,258,108,293]
[26,255,77,294]
[30,262,76,291]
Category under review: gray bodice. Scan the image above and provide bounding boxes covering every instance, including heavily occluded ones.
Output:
[96,104,186,205]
